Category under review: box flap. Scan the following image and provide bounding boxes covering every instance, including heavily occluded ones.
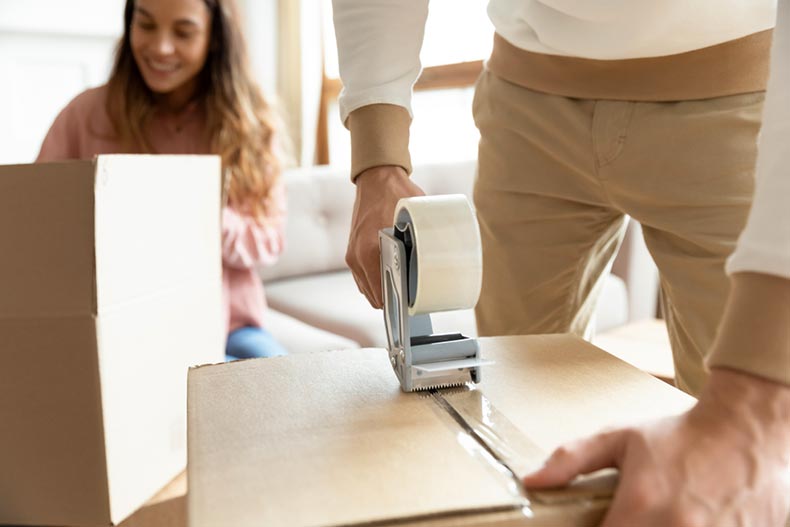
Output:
[0,160,96,318]
[90,154,224,524]
[457,334,695,464]
[93,154,221,314]
[188,349,525,527]
[100,284,224,525]
[187,335,696,527]
[0,315,109,526]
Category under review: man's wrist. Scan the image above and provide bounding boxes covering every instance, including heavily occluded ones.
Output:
[355,165,409,187]
[699,368,790,453]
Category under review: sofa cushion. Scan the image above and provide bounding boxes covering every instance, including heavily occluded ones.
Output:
[266,270,479,348]
[265,271,396,348]
[259,166,356,283]
[259,160,477,284]
[266,308,359,354]
[265,270,628,348]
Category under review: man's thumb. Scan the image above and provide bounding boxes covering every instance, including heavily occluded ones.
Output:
[522,432,624,488]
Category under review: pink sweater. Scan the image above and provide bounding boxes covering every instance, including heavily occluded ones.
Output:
[36,85,285,336]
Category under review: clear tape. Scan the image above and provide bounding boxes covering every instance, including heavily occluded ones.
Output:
[426,385,616,526]
[394,195,482,316]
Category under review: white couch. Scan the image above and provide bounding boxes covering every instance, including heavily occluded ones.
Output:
[261,160,657,354]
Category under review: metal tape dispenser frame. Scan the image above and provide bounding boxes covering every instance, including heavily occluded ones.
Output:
[379,195,492,392]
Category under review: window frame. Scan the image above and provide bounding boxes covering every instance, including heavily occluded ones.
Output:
[316,60,484,165]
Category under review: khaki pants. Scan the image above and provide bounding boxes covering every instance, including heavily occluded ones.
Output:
[472,70,764,396]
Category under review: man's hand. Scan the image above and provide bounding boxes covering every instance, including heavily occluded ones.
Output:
[523,369,790,526]
[347,165,424,308]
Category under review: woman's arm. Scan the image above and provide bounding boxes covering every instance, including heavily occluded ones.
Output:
[36,104,77,163]
[221,183,286,270]
[36,93,86,162]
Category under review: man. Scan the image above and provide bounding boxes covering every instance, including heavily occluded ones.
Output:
[333,0,790,523]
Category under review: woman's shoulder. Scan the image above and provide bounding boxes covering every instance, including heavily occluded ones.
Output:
[65,84,110,116]
[48,84,111,132]
[36,84,115,162]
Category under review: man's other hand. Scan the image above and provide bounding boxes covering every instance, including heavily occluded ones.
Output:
[523,368,790,526]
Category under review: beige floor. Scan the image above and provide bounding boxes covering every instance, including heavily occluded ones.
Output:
[594,319,675,385]
[117,471,186,527]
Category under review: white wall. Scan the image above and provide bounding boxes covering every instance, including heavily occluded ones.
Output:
[0,0,124,164]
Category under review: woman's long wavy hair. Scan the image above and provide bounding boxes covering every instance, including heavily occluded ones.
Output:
[106,0,281,219]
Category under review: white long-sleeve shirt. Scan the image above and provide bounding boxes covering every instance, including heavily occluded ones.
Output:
[728,0,790,281]
[488,1,776,60]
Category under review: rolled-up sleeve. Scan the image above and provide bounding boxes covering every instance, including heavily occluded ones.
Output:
[332,0,428,179]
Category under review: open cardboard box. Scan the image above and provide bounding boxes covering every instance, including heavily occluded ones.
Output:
[187,334,695,526]
[0,156,225,526]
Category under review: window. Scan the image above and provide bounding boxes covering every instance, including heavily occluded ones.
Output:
[319,1,493,167]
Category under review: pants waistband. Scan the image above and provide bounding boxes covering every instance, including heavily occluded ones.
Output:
[487,31,772,101]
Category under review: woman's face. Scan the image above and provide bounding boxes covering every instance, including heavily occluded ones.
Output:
[130,0,212,108]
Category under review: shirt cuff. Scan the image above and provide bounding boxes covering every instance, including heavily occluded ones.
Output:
[346,104,412,182]
[707,272,790,386]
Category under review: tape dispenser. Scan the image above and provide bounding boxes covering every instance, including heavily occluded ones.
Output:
[379,195,491,392]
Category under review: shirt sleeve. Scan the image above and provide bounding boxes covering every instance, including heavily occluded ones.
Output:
[725,2,790,279]
[707,0,790,386]
[332,0,428,179]
[221,182,286,270]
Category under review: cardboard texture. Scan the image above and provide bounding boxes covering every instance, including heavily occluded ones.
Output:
[0,156,225,526]
[187,334,695,527]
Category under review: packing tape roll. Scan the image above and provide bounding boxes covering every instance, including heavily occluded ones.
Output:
[394,195,482,316]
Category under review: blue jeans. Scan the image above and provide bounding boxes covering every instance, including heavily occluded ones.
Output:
[225,326,288,361]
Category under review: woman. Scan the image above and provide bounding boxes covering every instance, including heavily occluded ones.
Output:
[38,0,288,360]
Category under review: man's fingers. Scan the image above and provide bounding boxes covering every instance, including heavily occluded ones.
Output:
[347,237,384,309]
[364,269,383,308]
[360,243,383,308]
[354,263,378,308]
[522,431,628,488]
[348,165,426,309]
[350,266,373,305]
[347,246,373,304]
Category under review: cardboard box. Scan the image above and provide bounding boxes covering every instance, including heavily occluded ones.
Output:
[187,334,695,526]
[0,156,225,526]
